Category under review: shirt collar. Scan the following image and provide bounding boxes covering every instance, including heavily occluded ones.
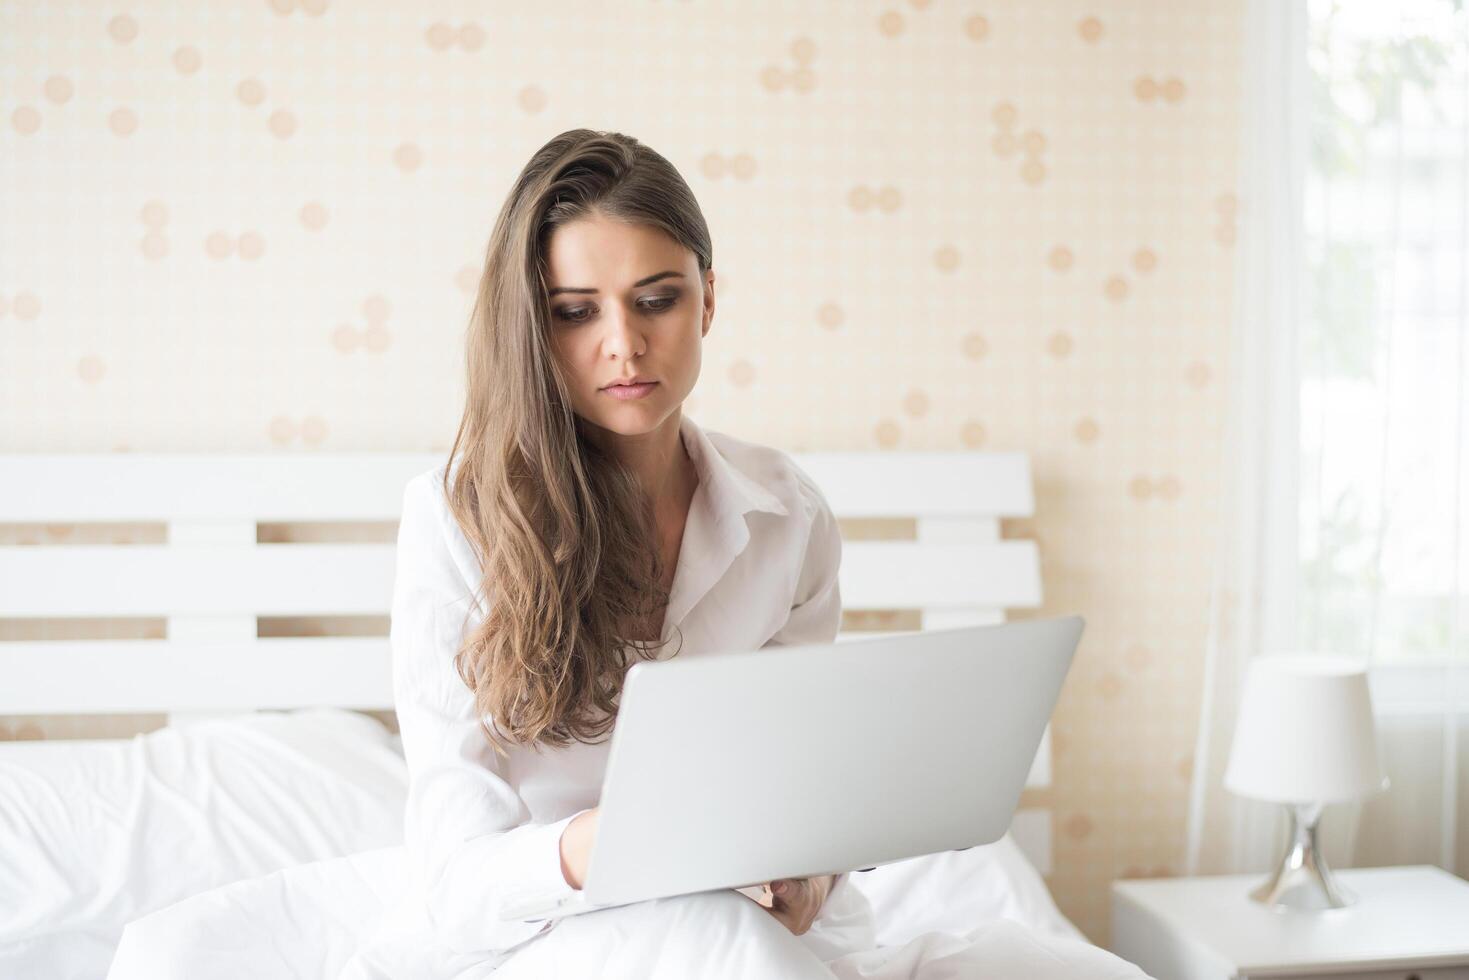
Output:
[656,413,788,641]
[678,413,789,521]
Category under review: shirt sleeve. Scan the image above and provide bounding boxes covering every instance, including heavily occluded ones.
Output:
[391,472,588,956]
[761,471,843,649]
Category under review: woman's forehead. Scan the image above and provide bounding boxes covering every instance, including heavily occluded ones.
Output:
[545,219,690,287]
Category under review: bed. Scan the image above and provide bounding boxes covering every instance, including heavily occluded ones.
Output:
[0,447,1129,978]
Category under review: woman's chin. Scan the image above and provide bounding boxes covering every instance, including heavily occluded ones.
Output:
[581,405,678,439]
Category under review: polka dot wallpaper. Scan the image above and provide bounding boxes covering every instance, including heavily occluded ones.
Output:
[0,0,1243,945]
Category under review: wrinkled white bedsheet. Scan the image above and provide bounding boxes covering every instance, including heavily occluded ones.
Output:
[0,709,408,980]
[106,842,1152,980]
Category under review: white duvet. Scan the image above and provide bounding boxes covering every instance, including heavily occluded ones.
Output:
[0,709,1152,979]
[104,839,1149,980]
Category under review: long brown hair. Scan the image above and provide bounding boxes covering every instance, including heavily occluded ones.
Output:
[441,129,713,758]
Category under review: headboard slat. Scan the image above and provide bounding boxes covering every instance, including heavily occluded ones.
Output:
[0,633,1056,792]
[0,452,1034,522]
[0,541,1041,617]
[0,637,392,713]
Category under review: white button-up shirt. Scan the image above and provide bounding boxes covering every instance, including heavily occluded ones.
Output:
[390,412,844,956]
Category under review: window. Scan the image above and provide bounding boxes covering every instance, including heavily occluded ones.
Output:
[1301,0,1469,692]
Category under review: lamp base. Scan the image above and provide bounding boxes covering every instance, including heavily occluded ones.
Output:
[1249,802,1354,911]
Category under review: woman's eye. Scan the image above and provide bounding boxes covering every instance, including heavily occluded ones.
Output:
[554,297,677,323]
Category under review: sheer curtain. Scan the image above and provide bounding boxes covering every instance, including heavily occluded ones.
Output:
[1186,0,1469,880]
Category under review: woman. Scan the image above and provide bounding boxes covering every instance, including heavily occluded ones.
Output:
[386,128,873,977]
[106,128,1151,980]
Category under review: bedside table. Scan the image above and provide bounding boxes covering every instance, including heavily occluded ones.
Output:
[1110,865,1469,979]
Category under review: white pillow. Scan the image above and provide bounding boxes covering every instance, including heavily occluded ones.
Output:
[850,834,1087,946]
[0,708,408,980]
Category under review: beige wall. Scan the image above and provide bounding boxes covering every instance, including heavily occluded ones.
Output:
[0,0,1243,945]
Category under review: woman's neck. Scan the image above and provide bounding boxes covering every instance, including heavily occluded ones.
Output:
[589,411,696,509]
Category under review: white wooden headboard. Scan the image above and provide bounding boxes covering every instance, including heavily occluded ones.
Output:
[0,450,1056,873]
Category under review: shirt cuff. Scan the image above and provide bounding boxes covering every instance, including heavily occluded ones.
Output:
[494,808,592,923]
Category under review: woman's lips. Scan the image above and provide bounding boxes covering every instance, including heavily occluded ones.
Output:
[601,381,658,401]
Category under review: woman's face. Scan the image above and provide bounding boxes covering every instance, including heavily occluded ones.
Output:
[544,213,713,441]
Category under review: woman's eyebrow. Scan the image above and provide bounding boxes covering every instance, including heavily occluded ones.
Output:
[548,270,684,297]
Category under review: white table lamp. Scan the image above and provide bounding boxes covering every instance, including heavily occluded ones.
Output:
[1223,655,1389,911]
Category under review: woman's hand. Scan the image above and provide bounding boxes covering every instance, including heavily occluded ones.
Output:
[762,874,835,935]
[558,806,600,890]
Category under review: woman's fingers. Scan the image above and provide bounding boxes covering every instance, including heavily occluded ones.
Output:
[764,878,818,935]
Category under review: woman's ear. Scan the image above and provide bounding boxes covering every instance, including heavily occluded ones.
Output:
[701,270,715,338]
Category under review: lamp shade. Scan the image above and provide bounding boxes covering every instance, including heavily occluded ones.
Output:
[1223,655,1389,804]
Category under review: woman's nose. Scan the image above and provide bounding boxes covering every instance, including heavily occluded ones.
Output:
[601,307,645,360]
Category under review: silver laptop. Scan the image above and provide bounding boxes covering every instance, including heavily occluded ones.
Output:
[498,614,1083,923]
